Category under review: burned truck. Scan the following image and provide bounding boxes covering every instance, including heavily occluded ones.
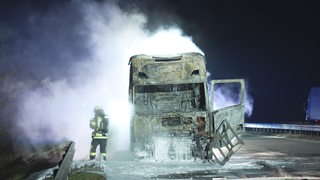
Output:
[128,52,245,165]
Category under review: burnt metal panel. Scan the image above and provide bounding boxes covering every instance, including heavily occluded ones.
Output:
[129,52,207,85]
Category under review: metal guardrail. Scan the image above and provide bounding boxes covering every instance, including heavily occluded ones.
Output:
[54,141,75,180]
[245,123,320,136]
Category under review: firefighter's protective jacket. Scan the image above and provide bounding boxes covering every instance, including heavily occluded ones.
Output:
[90,114,109,139]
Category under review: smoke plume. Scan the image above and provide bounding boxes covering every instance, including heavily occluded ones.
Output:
[1,0,254,161]
[4,1,202,160]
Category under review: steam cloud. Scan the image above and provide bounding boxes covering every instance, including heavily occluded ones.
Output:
[4,1,203,160]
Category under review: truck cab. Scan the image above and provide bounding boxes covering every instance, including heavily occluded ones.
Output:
[128,52,245,164]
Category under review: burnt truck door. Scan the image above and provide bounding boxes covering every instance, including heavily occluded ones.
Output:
[208,79,245,165]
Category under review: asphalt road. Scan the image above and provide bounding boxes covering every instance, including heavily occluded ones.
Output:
[222,134,320,179]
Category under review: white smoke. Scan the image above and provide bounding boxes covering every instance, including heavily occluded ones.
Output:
[213,86,254,117]
[208,74,254,117]
[245,86,254,117]
[15,1,203,160]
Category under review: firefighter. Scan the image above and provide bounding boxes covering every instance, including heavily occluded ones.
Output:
[89,106,109,160]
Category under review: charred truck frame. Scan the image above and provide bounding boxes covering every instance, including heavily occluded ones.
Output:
[128,52,245,165]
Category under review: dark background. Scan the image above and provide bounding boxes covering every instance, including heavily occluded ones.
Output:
[1,0,320,124]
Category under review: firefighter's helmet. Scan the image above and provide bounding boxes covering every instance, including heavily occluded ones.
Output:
[94,106,104,114]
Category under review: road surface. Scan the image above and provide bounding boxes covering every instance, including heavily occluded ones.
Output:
[223,134,320,178]
[29,134,320,179]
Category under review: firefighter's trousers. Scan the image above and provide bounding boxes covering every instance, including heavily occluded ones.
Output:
[90,138,107,160]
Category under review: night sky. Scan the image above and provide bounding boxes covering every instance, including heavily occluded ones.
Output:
[1,0,320,124]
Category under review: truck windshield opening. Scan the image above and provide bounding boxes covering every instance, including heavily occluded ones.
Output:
[134,83,206,114]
